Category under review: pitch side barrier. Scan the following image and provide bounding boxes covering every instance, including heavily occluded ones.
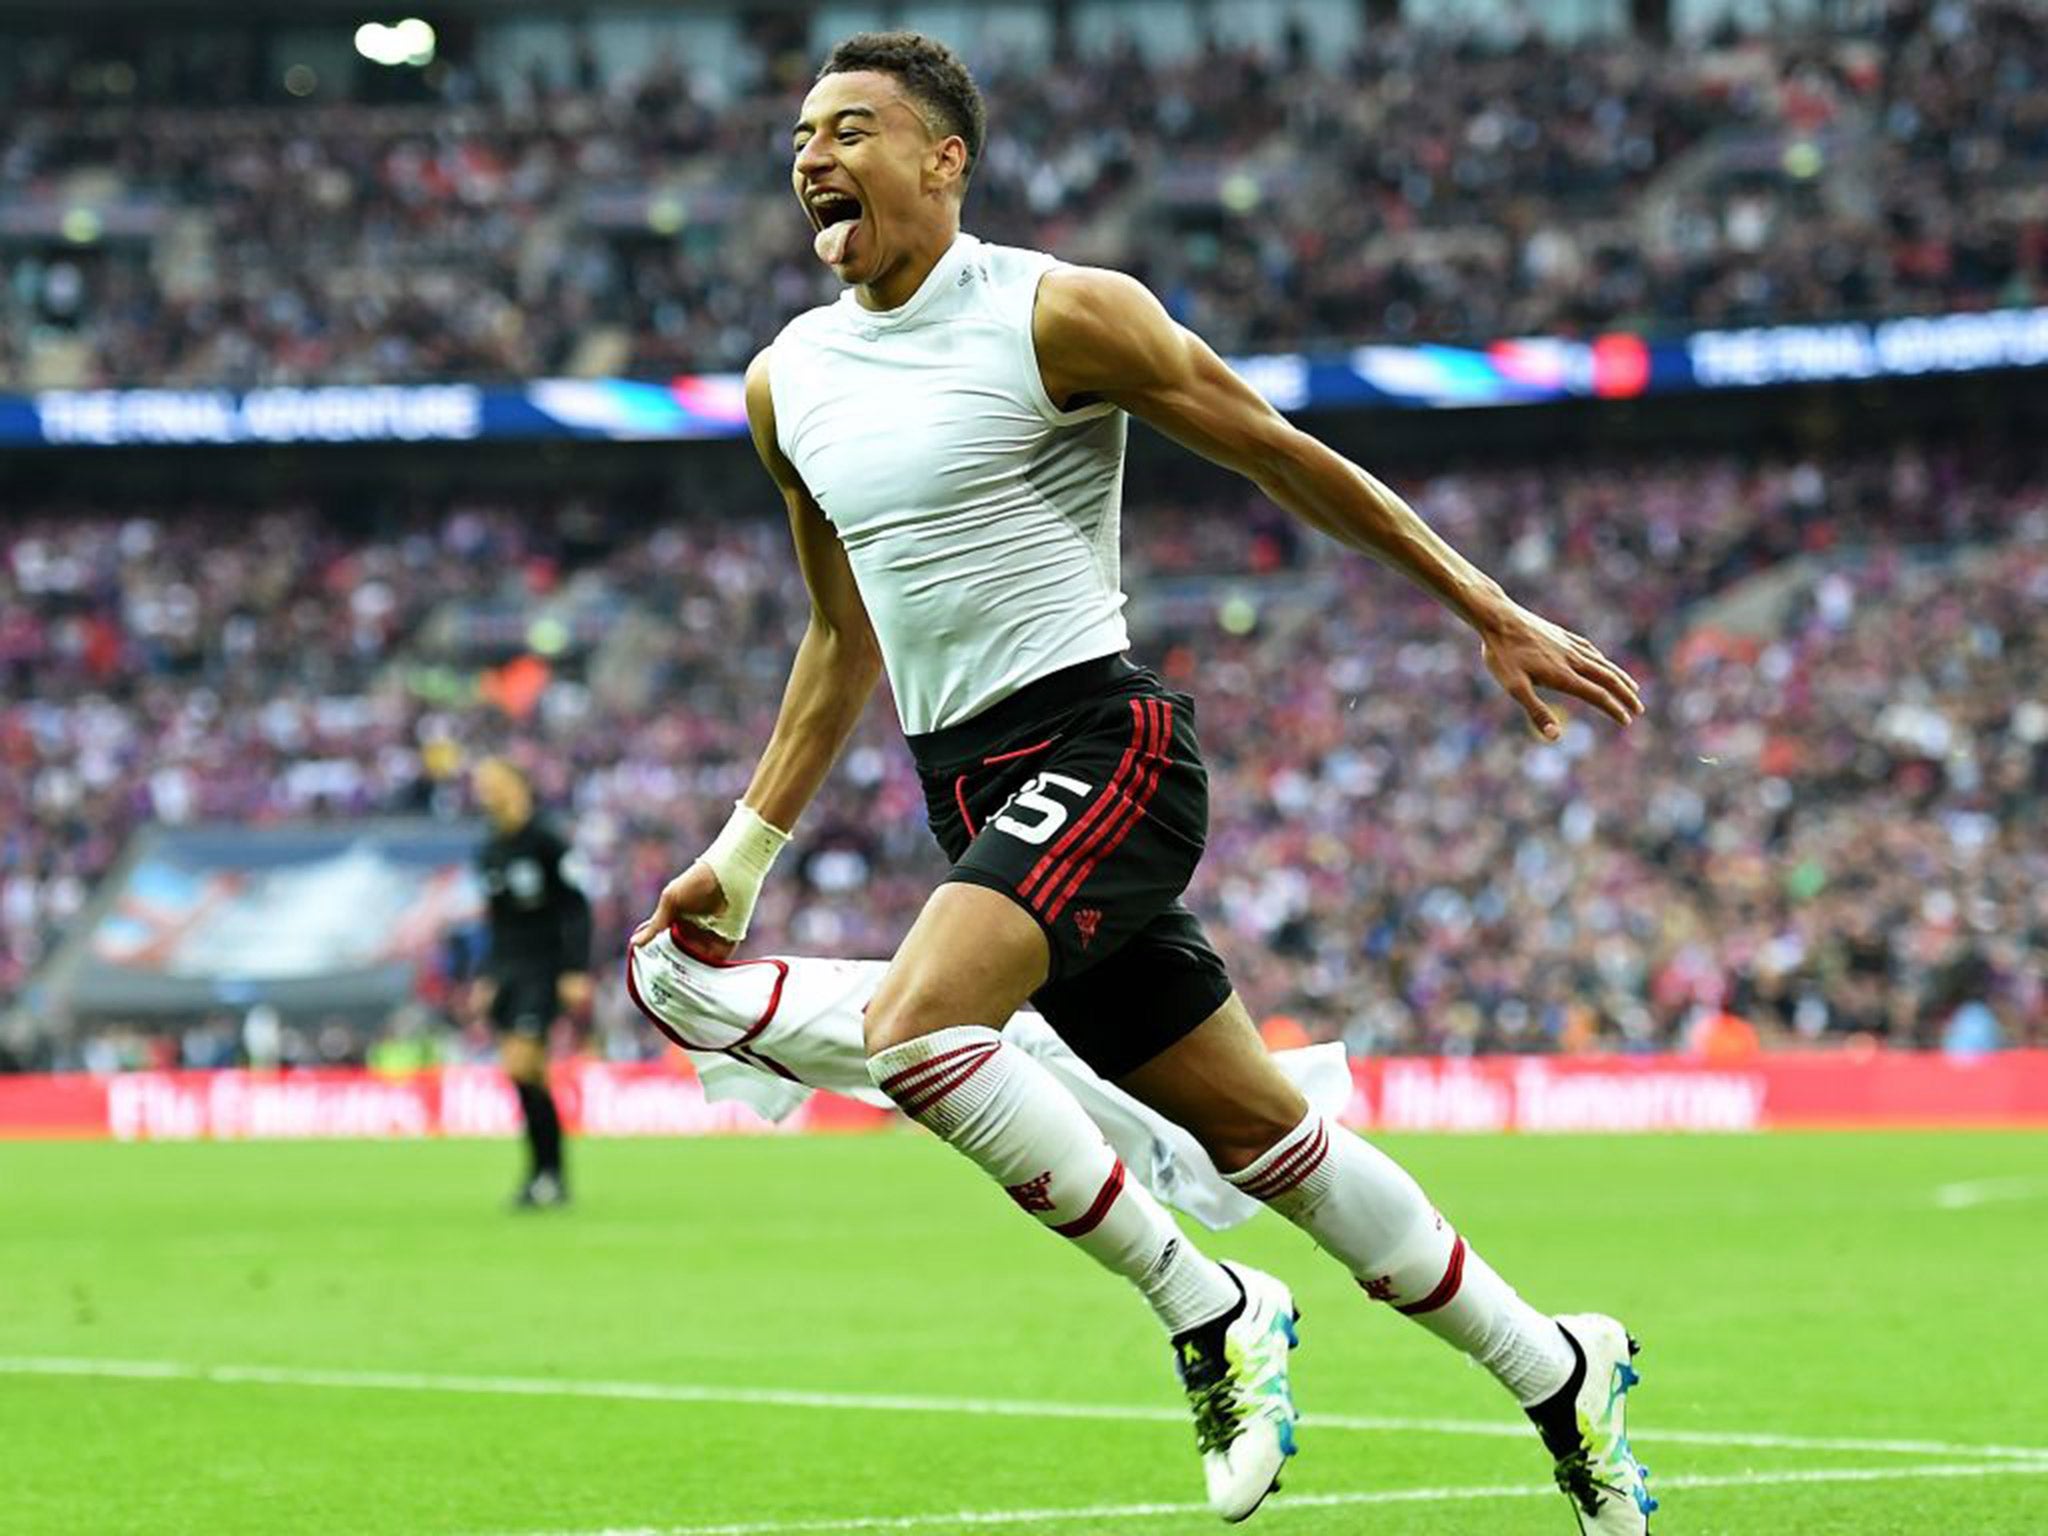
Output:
[6,307,2046,448]
[2,1051,2043,1140]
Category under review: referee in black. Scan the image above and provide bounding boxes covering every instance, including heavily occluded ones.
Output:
[470,757,592,1209]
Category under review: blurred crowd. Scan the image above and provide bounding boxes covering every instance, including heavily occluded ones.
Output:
[5,437,2043,1070]
[3,1,2044,388]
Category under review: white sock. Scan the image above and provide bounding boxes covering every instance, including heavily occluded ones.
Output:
[869,1025,1241,1337]
[1226,1111,1573,1405]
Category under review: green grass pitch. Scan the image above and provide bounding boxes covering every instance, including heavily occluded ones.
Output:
[4,1128,2045,1535]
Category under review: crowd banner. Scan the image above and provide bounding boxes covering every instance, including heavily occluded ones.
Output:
[32,820,484,1020]
[1344,1051,2048,1134]
[0,1062,889,1141]
[5,307,2045,447]
[2,1052,2043,1141]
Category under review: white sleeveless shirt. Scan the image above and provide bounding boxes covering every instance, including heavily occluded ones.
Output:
[767,233,1129,734]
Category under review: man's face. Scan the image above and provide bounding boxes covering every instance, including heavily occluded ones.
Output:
[792,70,956,286]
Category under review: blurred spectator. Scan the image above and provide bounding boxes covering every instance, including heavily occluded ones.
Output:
[1,4,2042,389]
[4,436,2043,1067]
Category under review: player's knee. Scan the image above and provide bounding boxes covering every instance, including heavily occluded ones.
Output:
[1189,1094,1312,1176]
[863,936,1035,1057]
[862,986,958,1057]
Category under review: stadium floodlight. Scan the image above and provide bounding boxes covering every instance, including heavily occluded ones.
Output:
[354,19,436,68]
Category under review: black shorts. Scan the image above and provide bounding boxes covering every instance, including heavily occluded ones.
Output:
[909,654,1234,1079]
[489,967,559,1038]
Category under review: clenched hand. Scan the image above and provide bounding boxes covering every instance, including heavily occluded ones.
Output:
[631,862,728,948]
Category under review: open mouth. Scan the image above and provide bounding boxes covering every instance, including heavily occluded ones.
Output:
[808,190,863,265]
[808,191,862,232]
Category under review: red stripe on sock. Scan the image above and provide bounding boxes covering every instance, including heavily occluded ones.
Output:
[1052,1159,1128,1239]
[1238,1121,1319,1195]
[893,1047,999,1118]
[1041,701,1172,922]
[1017,700,1148,904]
[1396,1234,1469,1316]
[1256,1131,1330,1200]
[1239,1121,1328,1201]
[894,1048,996,1110]
[879,1039,994,1098]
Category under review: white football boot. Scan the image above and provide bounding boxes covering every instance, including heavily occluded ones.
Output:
[1548,1314,1657,1533]
[1172,1262,1301,1522]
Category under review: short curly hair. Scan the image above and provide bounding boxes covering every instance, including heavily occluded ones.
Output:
[818,31,986,180]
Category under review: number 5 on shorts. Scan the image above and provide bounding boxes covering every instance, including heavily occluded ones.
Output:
[990,772,1094,845]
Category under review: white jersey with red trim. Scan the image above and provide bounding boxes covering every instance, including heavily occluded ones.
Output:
[625,925,876,1097]
[625,926,1352,1232]
[766,233,1129,734]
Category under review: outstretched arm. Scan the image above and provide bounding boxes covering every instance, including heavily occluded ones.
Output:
[633,350,883,946]
[1033,268,1643,739]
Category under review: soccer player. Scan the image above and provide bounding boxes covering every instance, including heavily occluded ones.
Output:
[634,33,1654,1530]
[472,757,592,1210]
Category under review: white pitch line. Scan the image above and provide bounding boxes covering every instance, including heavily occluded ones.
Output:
[1935,1175,2048,1210]
[7,1355,2048,1467]
[496,1460,2048,1536]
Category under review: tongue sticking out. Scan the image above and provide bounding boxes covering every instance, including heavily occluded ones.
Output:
[813,217,856,267]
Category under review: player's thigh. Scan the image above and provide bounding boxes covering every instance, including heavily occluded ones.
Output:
[1029,902,1229,1079]
[864,882,1051,1055]
[1113,992,1310,1174]
[499,1030,547,1084]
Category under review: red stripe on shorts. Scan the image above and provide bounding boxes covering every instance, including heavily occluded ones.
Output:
[981,737,1057,766]
[1022,699,1157,914]
[1040,700,1173,922]
[1016,699,1149,905]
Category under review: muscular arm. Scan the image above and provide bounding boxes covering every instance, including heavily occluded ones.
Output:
[741,349,884,830]
[631,354,882,949]
[1033,269,1643,738]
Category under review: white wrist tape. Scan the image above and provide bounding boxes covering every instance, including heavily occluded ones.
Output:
[696,801,792,941]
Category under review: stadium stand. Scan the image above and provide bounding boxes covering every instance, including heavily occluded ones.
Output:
[6,440,2043,1069]
[2,2,2043,388]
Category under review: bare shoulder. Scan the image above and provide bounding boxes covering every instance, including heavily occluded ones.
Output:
[743,347,801,487]
[1035,265,1167,349]
[1035,265,1181,404]
[744,346,775,420]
